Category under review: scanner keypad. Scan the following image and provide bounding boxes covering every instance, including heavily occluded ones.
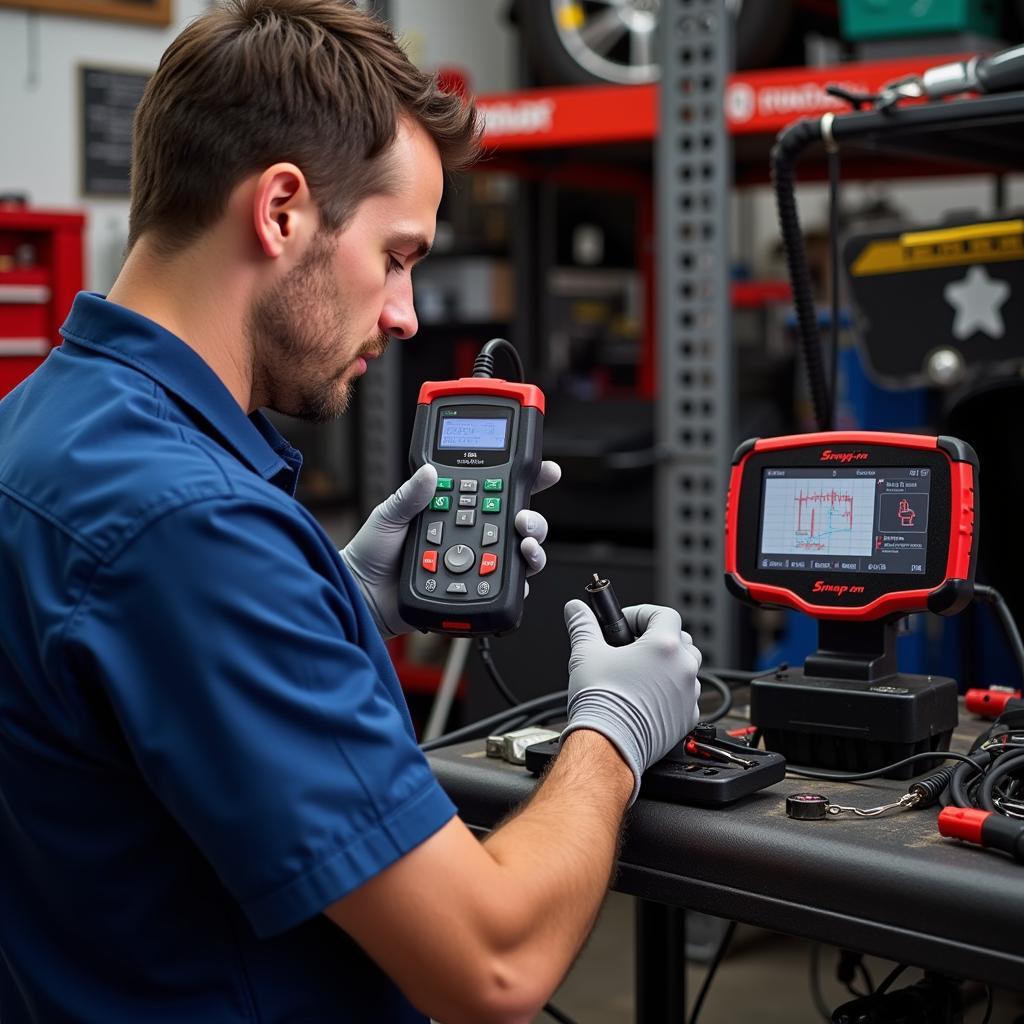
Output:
[419,474,506,600]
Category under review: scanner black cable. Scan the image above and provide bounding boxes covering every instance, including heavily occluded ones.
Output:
[476,635,523,709]
[472,337,524,383]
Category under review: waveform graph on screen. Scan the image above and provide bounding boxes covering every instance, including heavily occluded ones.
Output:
[761,476,877,557]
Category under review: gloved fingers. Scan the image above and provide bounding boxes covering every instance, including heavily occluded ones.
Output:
[531,460,561,495]
[623,604,702,669]
[563,599,604,654]
[520,536,546,576]
[373,464,438,530]
[687,634,702,671]
[622,603,683,640]
[514,508,548,546]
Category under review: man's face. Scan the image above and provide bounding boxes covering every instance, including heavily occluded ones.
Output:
[247,119,444,422]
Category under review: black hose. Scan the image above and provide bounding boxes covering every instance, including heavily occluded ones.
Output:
[771,117,833,431]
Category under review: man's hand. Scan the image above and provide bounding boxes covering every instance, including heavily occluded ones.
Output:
[340,461,561,638]
[561,601,702,804]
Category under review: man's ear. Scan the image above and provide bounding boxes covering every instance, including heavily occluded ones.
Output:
[252,163,315,259]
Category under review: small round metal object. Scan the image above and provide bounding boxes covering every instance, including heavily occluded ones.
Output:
[925,346,965,387]
[477,581,491,597]
[443,544,476,574]
[786,793,830,820]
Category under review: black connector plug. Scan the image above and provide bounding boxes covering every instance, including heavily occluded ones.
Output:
[585,573,635,648]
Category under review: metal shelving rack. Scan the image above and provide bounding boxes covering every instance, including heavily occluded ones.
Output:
[655,0,734,666]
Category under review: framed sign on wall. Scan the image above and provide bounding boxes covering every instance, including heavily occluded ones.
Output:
[79,66,152,198]
[0,0,170,25]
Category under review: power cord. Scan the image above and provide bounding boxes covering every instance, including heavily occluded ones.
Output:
[687,920,736,1024]
[476,635,523,708]
[786,750,982,782]
[974,583,1024,685]
[542,1002,578,1024]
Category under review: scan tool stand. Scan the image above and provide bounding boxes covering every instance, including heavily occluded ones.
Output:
[749,616,957,779]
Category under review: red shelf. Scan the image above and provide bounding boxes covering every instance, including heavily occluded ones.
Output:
[0,206,85,398]
[476,54,975,152]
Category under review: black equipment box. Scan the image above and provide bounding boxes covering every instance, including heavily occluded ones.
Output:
[524,734,786,806]
[750,665,957,779]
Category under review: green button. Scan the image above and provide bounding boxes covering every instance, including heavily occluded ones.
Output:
[436,478,454,491]
[430,496,451,511]
[482,497,502,513]
[483,478,503,492]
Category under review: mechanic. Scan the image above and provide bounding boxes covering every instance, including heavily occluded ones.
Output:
[0,1,702,1021]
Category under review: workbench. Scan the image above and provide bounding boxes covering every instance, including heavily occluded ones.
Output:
[426,710,1024,1021]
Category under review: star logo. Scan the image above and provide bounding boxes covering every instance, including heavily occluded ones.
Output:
[943,265,1011,341]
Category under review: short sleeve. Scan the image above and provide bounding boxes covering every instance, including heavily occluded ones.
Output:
[63,495,456,937]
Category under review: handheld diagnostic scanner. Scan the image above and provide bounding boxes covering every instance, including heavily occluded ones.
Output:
[724,432,979,620]
[397,354,544,636]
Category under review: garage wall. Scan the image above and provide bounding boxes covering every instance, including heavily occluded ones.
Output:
[0,0,513,293]
[0,0,208,291]
[391,0,516,96]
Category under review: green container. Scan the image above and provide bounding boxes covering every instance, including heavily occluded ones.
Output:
[840,0,1000,41]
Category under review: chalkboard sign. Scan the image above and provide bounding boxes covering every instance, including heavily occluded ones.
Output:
[80,66,151,197]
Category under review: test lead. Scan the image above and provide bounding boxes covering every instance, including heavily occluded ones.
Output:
[584,573,635,648]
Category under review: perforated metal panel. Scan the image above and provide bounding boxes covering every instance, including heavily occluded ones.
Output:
[358,345,403,518]
[655,0,735,665]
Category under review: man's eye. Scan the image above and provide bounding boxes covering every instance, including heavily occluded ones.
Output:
[387,255,404,274]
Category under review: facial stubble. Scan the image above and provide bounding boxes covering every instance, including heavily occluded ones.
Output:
[247,231,389,423]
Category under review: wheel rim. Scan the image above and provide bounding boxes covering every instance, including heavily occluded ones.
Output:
[550,0,661,85]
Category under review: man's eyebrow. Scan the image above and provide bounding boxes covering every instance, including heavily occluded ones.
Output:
[387,232,432,261]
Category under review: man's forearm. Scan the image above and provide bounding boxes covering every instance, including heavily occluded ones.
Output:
[480,728,634,994]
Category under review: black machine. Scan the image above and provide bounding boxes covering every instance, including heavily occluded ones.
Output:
[397,340,544,637]
[725,431,980,777]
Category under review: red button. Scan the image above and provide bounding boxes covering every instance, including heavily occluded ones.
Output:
[480,553,498,576]
[421,550,438,573]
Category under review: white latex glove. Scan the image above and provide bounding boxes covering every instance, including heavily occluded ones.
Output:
[340,460,562,638]
[561,601,702,806]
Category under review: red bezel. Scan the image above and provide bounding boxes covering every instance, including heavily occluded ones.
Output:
[724,431,977,621]
[418,378,545,414]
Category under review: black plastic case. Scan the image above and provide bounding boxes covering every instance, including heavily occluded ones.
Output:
[524,735,786,806]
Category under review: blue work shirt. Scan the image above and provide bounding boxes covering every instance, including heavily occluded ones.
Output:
[0,292,456,1022]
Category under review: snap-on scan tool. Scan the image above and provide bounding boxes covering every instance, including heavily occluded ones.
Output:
[725,431,980,777]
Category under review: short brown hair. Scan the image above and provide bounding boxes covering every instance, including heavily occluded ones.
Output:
[129,0,479,255]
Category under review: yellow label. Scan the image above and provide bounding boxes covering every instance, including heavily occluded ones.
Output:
[557,3,586,30]
[851,220,1024,277]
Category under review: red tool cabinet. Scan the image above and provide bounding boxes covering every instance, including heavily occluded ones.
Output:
[0,204,85,398]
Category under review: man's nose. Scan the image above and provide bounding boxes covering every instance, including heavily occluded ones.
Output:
[379,277,418,340]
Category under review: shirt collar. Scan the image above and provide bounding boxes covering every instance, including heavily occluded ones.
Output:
[60,292,302,492]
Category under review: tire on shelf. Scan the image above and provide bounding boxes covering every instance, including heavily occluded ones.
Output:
[514,0,797,87]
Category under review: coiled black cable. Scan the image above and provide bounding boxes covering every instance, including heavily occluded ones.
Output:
[978,748,1024,813]
[948,750,992,809]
